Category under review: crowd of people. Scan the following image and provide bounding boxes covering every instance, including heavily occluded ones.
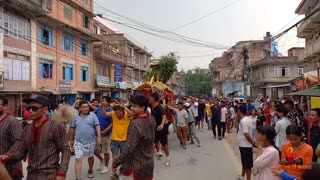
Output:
[1,93,320,180]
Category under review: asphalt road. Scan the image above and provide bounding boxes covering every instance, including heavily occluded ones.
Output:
[22,129,241,180]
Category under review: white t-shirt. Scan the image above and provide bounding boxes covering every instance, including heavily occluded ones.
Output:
[237,116,253,148]
[221,107,228,122]
[230,107,235,119]
[275,117,291,148]
[175,109,188,127]
[250,115,258,130]
[191,105,198,117]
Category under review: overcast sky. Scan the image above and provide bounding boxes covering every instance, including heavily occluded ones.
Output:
[94,0,303,70]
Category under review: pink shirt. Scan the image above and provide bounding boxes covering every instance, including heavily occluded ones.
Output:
[255,146,281,180]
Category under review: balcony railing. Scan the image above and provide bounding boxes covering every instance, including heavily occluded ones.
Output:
[301,38,320,61]
[94,44,150,70]
[297,2,320,37]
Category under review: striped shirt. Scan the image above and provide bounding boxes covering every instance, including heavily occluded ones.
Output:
[114,114,156,180]
[0,113,23,178]
[7,119,71,177]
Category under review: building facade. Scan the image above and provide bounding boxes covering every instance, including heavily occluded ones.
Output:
[295,0,320,87]
[93,15,151,100]
[248,48,304,100]
[209,33,270,98]
[166,70,186,97]
[0,0,98,114]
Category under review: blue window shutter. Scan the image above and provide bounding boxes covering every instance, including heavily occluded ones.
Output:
[49,29,53,46]
[39,62,43,78]
[86,43,89,56]
[71,67,73,80]
[80,40,84,55]
[63,33,66,50]
[86,69,89,81]
[67,68,71,80]
[49,64,53,78]
[80,68,83,81]
[39,26,43,44]
[65,67,69,80]
[70,36,74,52]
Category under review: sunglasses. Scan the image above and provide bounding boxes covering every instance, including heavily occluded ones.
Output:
[26,106,44,112]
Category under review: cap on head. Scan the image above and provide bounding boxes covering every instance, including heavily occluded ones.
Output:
[184,102,190,107]
[23,95,50,107]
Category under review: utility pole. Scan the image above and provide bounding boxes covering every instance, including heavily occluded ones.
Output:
[242,46,249,98]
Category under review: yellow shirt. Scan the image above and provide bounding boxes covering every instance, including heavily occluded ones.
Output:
[110,111,130,141]
[206,103,212,116]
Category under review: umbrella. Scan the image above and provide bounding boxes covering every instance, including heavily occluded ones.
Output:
[287,88,320,97]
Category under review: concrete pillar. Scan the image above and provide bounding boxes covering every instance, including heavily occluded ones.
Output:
[30,20,37,90]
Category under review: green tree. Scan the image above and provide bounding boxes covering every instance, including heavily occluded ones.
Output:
[185,67,212,97]
[145,52,178,83]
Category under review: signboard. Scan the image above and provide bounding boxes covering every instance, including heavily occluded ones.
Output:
[59,80,72,94]
[311,97,320,108]
[114,64,123,82]
[115,82,127,89]
[96,75,110,87]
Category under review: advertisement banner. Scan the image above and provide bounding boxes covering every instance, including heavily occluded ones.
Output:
[114,64,123,82]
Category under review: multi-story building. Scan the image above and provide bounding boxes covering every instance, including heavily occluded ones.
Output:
[295,0,320,86]
[93,15,151,100]
[0,0,98,114]
[248,48,304,100]
[166,70,186,97]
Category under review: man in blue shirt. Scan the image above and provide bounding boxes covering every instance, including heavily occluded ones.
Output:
[94,96,113,174]
[246,100,255,115]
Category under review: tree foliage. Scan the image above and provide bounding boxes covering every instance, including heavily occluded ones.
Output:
[145,52,178,83]
[185,67,212,97]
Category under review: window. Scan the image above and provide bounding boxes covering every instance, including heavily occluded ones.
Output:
[46,0,53,10]
[39,24,53,46]
[80,66,89,81]
[93,25,98,35]
[3,13,30,40]
[82,14,90,29]
[126,68,133,82]
[274,66,289,77]
[80,39,89,56]
[4,58,30,81]
[39,59,53,79]
[64,3,72,21]
[63,63,73,80]
[96,64,104,76]
[298,66,304,75]
[134,71,139,82]
[101,30,107,35]
[63,32,73,52]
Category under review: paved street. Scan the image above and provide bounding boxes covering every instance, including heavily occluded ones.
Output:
[22,129,241,180]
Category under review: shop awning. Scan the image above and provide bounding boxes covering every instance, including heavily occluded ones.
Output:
[287,88,320,97]
[260,83,291,88]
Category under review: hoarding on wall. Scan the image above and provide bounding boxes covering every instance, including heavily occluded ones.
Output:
[59,80,72,94]
[222,81,244,97]
[114,64,123,82]
[96,75,110,87]
[311,97,320,108]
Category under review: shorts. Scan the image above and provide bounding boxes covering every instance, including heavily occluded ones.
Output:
[95,136,110,154]
[239,147,253,169]
[110,140,127,156]
[74,141,96,159]
[198,115,205,122]
[154,124,169,145]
